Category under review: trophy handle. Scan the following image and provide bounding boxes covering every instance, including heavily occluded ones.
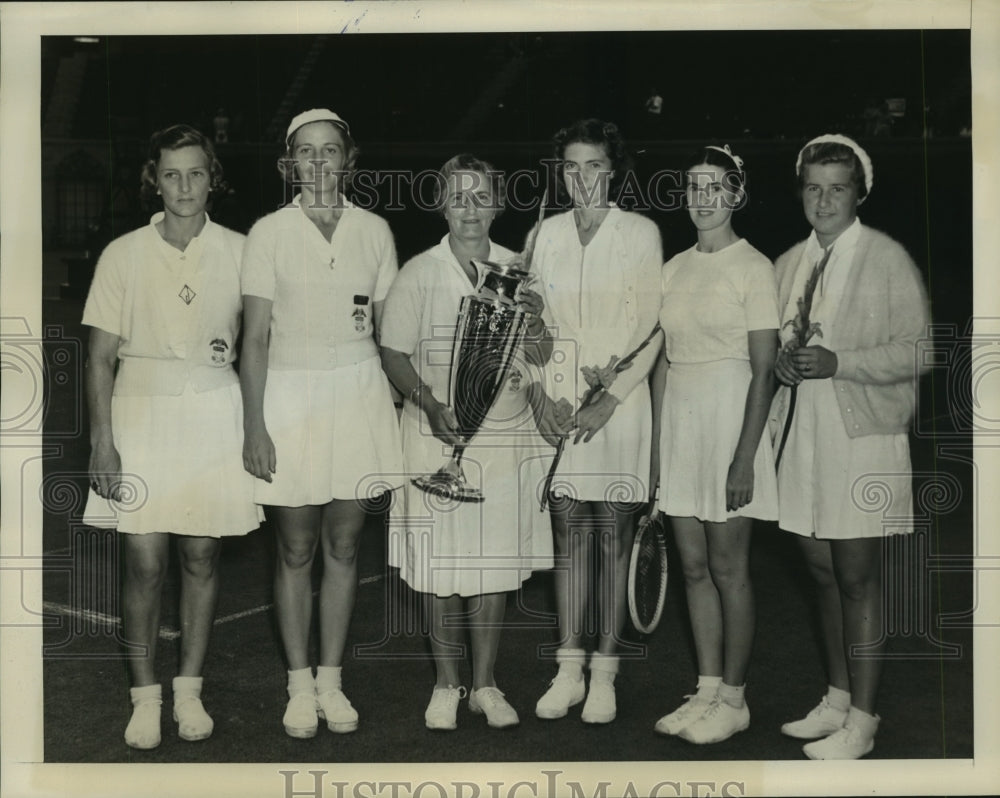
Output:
[447,296,472,419]
[470,258,487,293]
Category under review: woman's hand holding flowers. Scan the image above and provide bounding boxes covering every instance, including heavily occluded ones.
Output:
[791,345,838,379]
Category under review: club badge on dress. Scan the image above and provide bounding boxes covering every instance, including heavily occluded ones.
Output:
[353,295,369,332]
[209,338,229,364]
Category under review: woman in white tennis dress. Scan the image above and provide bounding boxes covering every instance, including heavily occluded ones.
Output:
[651,144,779,745]
[240,109,403,739]
[381,154,554,731]
[530,119,663,725]
[83,124,261,749]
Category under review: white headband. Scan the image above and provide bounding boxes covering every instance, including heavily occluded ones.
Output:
[795,133,873,194]
[705,144,744,174]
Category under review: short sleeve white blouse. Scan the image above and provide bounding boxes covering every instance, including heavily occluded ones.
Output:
[82,213,246,396]
[660,238,779,364]
[241,196,398,370]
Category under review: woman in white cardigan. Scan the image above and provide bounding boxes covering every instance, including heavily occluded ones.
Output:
[771,134,929,759]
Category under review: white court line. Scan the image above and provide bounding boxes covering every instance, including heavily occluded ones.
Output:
[42,573,386,641]
[41,600,176,640]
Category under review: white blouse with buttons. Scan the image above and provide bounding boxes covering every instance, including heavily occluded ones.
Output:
[241,196,398,371]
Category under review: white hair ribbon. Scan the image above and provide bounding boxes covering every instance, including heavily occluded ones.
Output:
[705,143,744,174]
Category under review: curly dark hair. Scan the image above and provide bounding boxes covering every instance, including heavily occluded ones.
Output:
[432,153,505,217]
[551,118,633,204]
[277,120,360,191]
[139,124,226,208]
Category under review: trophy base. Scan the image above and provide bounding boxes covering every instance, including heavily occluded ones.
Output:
[412,471,485,503]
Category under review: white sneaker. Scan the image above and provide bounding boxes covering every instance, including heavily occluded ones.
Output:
[125,699,162,750]
[535,673,585,719]
[469,686,520,729]
[425,686,467,731]
[317,689,359,734]
[581,680,616,724]
[654,694,712,736]
[677,698,750,744]
[781,696,848,739]
[283,691,318,739]
[803,711,879,760]
[173,694,214,741]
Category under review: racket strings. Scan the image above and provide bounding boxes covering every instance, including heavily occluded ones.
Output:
[629,518,668,633]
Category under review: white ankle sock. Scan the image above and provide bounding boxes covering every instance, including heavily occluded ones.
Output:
[172,675,203,699]
[316,665,343,693]
[130,683,163,704]
[718,682,745,708]
[555,648,585,680]
[826,685,851,712]
[589,653,619,683]
[695,674,722,701]
[287,667,315,696]
[846,705,879,733]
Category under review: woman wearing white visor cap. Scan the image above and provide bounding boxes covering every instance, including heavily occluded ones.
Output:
[240,108,403,738]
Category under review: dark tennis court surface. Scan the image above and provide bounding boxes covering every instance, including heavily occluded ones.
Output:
[39,296,974,764]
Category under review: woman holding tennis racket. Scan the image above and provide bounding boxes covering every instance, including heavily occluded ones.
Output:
[651,144,779,745]
[771,135,928,759]
[531,118,663,725]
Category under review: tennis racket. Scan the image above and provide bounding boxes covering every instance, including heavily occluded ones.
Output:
[627,486,668,634]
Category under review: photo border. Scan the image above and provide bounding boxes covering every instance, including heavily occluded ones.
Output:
[2,1,998,796]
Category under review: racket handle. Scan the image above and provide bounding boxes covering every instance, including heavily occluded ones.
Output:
[540,437,566,511]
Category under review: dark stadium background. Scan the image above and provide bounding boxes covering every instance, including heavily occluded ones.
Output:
[39,29,974,763]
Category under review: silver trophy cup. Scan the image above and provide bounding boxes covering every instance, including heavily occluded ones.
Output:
[412,257,532,502]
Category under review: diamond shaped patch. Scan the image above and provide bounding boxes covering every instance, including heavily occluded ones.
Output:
[179,285,196,305]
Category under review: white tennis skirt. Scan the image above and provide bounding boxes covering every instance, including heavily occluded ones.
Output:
[389,389,554,598]
[658,359,778,523]
[82,382,263,536]
[774,379,913,539]
[253,356,404,506]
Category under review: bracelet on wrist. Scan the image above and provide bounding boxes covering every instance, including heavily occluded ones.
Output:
[409,383,430,406]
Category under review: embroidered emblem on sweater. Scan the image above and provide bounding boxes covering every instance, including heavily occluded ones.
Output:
[179,285,196,305]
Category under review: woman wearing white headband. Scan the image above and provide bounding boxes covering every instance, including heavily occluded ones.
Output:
[650,144,779,744]
[771,134,929,758]
[240,108,403,738]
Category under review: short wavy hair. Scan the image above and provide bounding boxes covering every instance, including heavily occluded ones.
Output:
[277,120,360,191]
[139,124,225,207]
[432,153,505,217]
[551,118,633,203]
[796,140,868,200]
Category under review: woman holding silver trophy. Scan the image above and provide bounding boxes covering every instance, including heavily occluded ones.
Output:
[381,154,556,731]
[530,119,663,725]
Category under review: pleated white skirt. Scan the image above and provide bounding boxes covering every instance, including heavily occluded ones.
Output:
[658,359,778,523]
[253,356,404,506]
[83,381,262,536]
